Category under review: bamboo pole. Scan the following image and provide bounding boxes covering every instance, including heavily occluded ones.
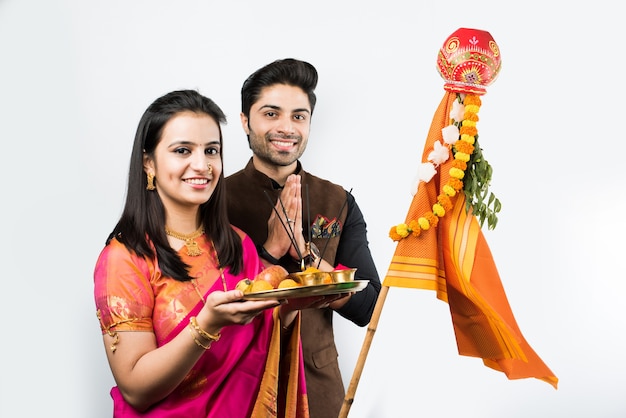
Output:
[338,285,390,418]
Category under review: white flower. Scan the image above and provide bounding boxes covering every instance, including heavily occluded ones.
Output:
[442,124,460,145]
[449,100,465,122]
[411,162,437,195]
[418,162,437,182]
[419,161,437,181]
[427,140,450,165]
[411,163,437,196]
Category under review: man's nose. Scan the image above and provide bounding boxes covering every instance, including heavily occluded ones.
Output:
[276,116,295,134]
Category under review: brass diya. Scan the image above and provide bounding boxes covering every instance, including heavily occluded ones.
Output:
[328,268,357,283]
[289,268,357,286]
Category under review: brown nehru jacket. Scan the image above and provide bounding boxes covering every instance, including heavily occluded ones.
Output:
[226,159,348,418]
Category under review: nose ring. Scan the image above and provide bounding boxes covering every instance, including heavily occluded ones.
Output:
[207,163,213,177]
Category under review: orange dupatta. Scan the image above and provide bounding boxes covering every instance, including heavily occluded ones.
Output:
[251,308,309,417]
[384,91,558,388]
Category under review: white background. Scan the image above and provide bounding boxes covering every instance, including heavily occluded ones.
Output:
[1,1,624,417]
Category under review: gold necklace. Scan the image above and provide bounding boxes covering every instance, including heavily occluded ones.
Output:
[165,226,204,256]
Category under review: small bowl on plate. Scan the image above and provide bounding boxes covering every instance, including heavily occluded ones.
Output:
[288,270,333,286]
[289,268,357,286]
[328,268,357,283]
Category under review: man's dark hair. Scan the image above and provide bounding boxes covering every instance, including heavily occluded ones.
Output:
[241,58,318,118]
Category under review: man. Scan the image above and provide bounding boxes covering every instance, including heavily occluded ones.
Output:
[226,58,381,418]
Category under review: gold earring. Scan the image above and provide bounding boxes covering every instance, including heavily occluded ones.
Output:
[207,163,213,177]
[146,172,155,190]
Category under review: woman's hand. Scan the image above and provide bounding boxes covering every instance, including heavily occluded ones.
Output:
[196,290,280,334]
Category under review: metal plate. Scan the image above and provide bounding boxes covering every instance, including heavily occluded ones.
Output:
[242,280,369,300]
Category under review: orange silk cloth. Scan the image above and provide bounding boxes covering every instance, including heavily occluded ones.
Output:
[384,92,558,389]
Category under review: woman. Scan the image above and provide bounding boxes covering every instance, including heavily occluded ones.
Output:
[94,90,309,417]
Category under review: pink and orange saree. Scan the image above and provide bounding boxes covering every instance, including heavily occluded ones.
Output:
[94,228,309,417]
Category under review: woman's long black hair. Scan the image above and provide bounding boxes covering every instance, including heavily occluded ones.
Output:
[106,89,243,280]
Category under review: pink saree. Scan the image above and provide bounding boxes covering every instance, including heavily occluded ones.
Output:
[94,228,309,417]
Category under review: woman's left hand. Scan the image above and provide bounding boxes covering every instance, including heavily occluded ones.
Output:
[200,290,279,328]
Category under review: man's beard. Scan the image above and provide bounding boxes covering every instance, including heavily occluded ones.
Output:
[249,131,305,167]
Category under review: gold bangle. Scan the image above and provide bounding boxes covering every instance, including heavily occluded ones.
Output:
[189,316,221,342]
[188,326,212,350]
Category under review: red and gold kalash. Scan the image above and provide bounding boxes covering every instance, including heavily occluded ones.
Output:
[436,27,501,95]
[384,28,558,388]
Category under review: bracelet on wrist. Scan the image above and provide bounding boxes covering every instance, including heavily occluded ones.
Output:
[257,244,281,265]
[189,326,212,350]
[189,316,221,350]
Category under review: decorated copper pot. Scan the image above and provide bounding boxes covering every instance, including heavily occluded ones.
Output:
[436,27,501,95]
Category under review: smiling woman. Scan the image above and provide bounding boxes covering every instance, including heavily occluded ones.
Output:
[143,111,223,219]
[92,89,310,417]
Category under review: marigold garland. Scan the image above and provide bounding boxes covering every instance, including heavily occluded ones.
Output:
[389,93,481,242]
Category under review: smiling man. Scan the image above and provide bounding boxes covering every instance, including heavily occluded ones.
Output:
[226,58,381,418]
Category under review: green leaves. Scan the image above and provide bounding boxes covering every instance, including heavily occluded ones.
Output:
[462,136,501,230]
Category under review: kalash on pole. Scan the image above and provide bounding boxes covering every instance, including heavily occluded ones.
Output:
[340,27,557,418]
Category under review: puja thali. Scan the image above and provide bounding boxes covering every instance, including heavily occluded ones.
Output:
[242,280,368,301]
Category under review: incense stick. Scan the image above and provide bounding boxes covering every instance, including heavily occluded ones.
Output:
[263,190,303,261]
